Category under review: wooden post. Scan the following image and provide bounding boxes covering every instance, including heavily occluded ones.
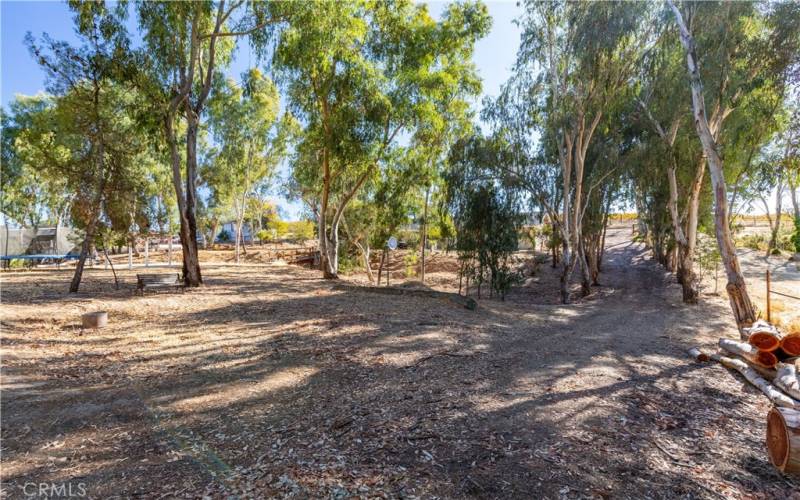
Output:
[767,269,771,323]
[387,250,390,286]
[168,235,173,267]
[128,244,133,270]
[145,238,150,268]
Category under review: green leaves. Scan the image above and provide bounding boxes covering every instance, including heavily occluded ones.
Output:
[205,68,291,219]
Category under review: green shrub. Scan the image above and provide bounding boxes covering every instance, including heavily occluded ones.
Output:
[256,229,271,243]
[287,220,315,241]
[792,217,800,253]
[337,249,358,274]
[217,229,232,243]
[404,252,418,277]
[737,233,766,251]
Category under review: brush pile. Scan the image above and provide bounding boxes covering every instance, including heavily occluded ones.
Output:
[691,320,800,475]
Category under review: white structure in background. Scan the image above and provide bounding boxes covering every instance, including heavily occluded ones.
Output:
[0,225,81,257]
[219,221,253,243]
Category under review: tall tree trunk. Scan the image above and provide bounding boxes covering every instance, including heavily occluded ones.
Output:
[104,248,119,289]
[766,173,784,257]
[166,113,202,286]
[209,220,219,249]
[577,240,592,296]
[356,241,374,283]
[598,198,611,272]
[789,179,799,221]
[70,219,97,293]
[235,200,244,264]
[420,185,430,283]
[318,149,339,279]
[183,118,203,285]
[559,240,573,304]
[4,218,9,258]
[235,221,242,264]
[670,1,756,332]
[674,158,705,303]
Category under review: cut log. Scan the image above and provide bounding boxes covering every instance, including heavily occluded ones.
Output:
[746,320,783,351]
[767,407,800,475]
[687,347,709,362]
[710,353,799,409]
[718,338,778,368]
[722,353,777,380]
[781,333,800,357]
[775,363,800,401]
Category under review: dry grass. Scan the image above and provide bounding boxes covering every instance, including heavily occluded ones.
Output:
[2,228,799,498]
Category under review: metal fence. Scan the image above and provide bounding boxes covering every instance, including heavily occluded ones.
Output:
[765,269,800,323]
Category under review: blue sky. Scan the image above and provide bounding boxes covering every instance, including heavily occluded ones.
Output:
[1,0,522,219]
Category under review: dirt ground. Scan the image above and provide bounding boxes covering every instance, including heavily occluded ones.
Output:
[2,225,800,498]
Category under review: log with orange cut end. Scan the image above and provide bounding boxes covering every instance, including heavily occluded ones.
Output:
[719,338,779,369]
[746,320,784,352]
[780,333,800,357]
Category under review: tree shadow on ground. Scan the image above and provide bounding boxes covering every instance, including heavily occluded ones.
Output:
[2,234,797,498]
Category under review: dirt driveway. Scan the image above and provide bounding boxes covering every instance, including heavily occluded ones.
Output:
[2,227,799,498]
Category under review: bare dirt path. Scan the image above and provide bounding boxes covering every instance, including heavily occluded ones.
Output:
[2,226,798,498]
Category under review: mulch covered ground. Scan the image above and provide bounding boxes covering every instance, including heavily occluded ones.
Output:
[2,227,799,498]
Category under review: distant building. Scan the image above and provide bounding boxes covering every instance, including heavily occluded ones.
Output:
[219,222,253,243]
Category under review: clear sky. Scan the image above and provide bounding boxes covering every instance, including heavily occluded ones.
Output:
[1,0,522,219]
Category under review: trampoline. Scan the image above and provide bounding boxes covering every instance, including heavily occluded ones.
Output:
[0,254,80,269]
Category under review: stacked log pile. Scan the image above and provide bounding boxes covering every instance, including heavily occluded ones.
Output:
[690,320,800,475]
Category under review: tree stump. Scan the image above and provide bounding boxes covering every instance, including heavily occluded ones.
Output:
[82,311,108,329]
[767,407,800,475]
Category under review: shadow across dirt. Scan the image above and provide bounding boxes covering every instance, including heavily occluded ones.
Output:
[2,229,797,498]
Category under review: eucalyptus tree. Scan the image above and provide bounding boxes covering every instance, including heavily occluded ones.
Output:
[668,0,800,330]
[136,0,284,286]
[496,0,649,302]
[634,20,711,303]
[446,134,521,299]
[205,69,295,263]
[276,0,490,278]
[340,148,429,283]
[786,105,800,223]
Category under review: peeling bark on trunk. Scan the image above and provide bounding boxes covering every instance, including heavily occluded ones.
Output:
[711,353,799,409]
[766,171,784,257]
[639,99,703,304]
[676,160,704,304]
[559,242,573,304]
[670,1,756,331]
[789,180,799,221]
[358,241,374,283]
[165,112,202,287]
[182,118,203,286]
